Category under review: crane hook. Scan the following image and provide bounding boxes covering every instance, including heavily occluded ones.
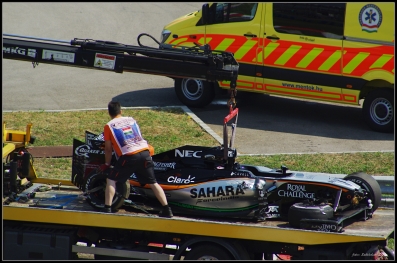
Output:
[227,81,237,109]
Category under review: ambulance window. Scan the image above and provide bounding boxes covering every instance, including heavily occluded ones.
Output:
[208,3,258,24]
[273,3,346,39]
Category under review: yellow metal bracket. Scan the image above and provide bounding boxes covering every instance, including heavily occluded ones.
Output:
[3,122,33,158]
[3,122,73,185]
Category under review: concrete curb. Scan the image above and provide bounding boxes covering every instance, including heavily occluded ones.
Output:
[181,106,224,144]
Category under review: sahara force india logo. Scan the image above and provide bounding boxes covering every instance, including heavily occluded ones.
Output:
[191,185,245,204]
[359,4,383,33]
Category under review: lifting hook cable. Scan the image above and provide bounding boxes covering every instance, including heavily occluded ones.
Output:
[227,80,237,109]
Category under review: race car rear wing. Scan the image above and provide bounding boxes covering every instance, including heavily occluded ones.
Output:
[3,33,239,89]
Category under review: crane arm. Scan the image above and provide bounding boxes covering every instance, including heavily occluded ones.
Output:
[3,33,238,90]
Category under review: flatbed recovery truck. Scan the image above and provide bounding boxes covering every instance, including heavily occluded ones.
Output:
[2,33,395,260]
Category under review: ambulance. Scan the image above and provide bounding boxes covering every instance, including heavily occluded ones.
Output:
[160,3,394,133]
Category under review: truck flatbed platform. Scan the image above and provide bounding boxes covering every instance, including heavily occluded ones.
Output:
[3,183,394,246]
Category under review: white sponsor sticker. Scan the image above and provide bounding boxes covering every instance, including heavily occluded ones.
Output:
[75,145,103,158]
[42,49,75,63]
[167,175,195,184]
[27,49,37,58]
[94,53,116,70]
[3,46,37,58]
[278,184,315,198]
[175,149,202,158]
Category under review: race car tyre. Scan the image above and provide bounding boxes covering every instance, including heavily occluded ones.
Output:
[184,244,233,260]
[288,202,334,228]
[174,78,215,108]
[363,89,394,133]
[344,172,382,211]
[85,171,130,210]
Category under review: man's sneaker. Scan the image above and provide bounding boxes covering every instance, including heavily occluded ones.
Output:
[99,207,112,213]
[159,206,173,218]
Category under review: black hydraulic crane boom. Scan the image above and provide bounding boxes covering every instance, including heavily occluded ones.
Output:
[3,33,238,103]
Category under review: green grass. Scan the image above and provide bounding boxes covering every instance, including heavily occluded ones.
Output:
[237,152,395,176]
[3,108,215,151]
[388,237,394,251]
[3,109,394,179]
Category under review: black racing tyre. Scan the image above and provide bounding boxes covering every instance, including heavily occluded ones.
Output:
[174,78,215,108]
[85,171,130,210]
[288,202,334,228]
[184,244,233,260]
[344,172,382,211]
[363,89,394,133]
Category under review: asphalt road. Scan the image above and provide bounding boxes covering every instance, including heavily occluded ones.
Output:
[2,3,394,155]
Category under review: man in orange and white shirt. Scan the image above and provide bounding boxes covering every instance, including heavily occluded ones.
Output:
[97,101,172,217]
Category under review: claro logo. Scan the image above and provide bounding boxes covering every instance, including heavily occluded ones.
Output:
[167,175,195,184]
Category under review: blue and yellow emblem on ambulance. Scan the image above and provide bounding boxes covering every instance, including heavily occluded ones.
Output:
[359,4,383,33]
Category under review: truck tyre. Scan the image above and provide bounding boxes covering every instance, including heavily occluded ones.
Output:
[85,171,130,210]
[174,78,215,107]
[184,244,233,260]
[363,89,394,133]
[344,172,381,211]
[288,202,334,228]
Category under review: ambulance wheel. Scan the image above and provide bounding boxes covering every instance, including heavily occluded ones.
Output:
[288,202,334,228]
[184,244,233,260]
[85,171,130,210]
[344,172,381,211]
[175,78,215,107]
[363,89,394,133]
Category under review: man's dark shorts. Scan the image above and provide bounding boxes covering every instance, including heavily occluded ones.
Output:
[107,150,157,185]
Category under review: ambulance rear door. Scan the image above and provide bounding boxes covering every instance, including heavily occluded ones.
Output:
[342,3,394,97]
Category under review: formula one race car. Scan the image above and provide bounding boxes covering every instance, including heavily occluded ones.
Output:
[71,107,382,233]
